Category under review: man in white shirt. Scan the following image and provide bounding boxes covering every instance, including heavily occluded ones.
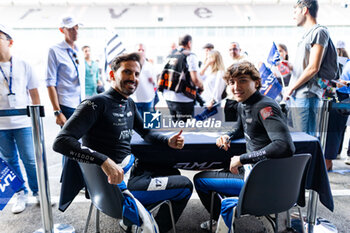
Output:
[224,42,249,122]
[161,34,204,121]
[130,43,157,118]
[0,24,40,214]
[46,16,85,127]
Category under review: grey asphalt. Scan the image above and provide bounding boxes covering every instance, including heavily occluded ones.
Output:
[0,115,350,233]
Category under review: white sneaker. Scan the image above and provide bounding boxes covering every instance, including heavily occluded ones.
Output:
[11,190,28,214]
[200,219,217,231]
[33,193,55,206]
[33,193,40,204]
[345,157,350,165]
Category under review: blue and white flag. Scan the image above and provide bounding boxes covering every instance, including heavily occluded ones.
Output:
[259,63,282,99]
[104,32,127,74]
[337,60,350,94]
[0,157,24,210]
[216,198,239,233]
[267,42,281,66]
[117,155,159,233]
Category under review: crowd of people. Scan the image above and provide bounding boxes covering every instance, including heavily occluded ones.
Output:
[1,0,350,232]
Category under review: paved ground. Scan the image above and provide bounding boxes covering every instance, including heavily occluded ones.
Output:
[1,113,350,233]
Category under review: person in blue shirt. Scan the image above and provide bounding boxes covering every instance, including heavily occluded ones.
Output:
[82,45,103,97]
[46,16,85,127]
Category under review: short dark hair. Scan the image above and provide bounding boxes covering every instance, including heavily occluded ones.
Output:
[296,0,319,18]
[223,61,262,90]
[110,53,141,72]
[179,34,192,47]
[81,45,90,51]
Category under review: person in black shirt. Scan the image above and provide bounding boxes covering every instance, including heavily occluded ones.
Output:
[53,53,193,232]
[193,61,295,229]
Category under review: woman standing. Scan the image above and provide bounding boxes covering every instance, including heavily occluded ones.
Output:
[199,50,226,111]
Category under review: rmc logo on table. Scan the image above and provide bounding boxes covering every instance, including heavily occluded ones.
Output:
[143,111,222,129]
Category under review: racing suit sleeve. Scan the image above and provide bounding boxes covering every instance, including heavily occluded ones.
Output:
[132,101,169,145]
[240,104,295,164]
[53,99,109,166]
[226,108,244,140]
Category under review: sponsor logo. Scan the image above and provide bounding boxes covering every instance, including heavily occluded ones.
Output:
[260,106,274,120]
[173,162,222,170]
[112,113,124,117]
[119,129,133,140]
[0,172,16,193]
[143,111,222,129]
[144,111,161,129]
[84,100,97,110]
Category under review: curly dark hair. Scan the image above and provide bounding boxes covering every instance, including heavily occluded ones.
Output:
[223,61,262,90]
[110,53,142,72]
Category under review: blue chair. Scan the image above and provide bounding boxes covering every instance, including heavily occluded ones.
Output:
[79,162,177,233]
[210,153,311,233]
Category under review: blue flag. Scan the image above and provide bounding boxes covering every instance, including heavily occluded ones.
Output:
[259,63,282,99]
[267,42,281,66]
[337,60,350,94]
[0,157,24,210]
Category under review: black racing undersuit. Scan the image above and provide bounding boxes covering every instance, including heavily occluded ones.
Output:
[194,90,295,220]
[53,88,168,165]
[227,90,295,164]
[53,88,193,233]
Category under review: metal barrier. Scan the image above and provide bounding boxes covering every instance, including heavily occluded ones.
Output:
[0,106,74,233]
[307,100,350,233]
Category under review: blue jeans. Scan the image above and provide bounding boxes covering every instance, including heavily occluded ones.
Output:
[0,127,38,194]
[135,101,153,119]
[290,96,319,136]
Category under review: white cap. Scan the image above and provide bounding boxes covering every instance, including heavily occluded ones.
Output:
[60,16,82,28]
[336,40,346,49]
[0,24,13,40]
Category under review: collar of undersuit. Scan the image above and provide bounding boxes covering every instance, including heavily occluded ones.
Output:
[105,87,128,103]
[242,90,262,106]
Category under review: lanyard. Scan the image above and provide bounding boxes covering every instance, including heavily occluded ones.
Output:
[0,57,13,94]
[67,49,79,80]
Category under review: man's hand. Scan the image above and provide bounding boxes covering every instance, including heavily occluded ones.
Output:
[168,130,184,149]
[283,87,294,101]
[101,158,124,184]
[229,156,242,175]
[56,113,67,127]
[216,135,230,151]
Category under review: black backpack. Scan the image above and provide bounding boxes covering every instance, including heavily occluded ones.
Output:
[158,49,197,99]
[313,25,339,81]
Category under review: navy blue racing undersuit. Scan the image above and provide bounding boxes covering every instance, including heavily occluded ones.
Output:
[53,87,193,232]
[194,91,295,220]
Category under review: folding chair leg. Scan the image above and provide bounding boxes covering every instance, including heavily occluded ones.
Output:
[297,207,306,233]
[274,213,279,233]
[95,209,100,233]
[209,191,216,233]
[149,200,176,233]
[286,209,291,228]
[166,200,177,233]
[265,215,276,232]
[84,203,94,233]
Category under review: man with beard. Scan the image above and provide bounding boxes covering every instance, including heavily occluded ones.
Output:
[53,53,193,232]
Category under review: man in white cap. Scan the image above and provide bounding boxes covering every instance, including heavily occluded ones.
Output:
[46,16,85,127]
[0,24,40,213]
